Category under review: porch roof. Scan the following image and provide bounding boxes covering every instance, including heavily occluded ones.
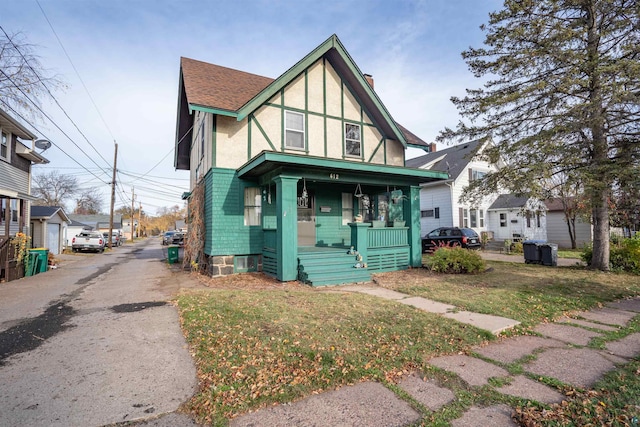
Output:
[237,151,448,186]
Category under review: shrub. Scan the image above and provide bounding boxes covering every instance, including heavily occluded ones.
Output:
[425,247,486,274]
[511,242,524,254]
[581,234,640,274]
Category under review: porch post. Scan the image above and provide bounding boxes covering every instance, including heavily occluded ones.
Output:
[274,175,299,281]
[406,185,422,267]
[348,222,371,263]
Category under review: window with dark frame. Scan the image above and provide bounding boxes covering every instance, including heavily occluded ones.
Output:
[500,213,507,227]
[344,123,361,157]
[1,131,8,160]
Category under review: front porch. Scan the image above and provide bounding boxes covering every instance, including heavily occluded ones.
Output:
[234,151,448,286]
[263,220,412,286]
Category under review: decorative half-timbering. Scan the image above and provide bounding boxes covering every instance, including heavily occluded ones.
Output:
[174,34,447,285]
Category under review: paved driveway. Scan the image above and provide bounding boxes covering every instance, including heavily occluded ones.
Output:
[0,239,201,426]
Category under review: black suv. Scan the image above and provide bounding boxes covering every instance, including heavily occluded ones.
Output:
[422,227,481,252]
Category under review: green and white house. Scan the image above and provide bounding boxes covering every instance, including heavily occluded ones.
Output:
[174,35,446,286]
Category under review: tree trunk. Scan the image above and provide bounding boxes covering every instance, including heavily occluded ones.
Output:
[585,1,610,271]
[591,190,610,270]
[568,217,577,250]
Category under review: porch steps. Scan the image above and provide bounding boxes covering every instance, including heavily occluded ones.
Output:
[297,249,371,286]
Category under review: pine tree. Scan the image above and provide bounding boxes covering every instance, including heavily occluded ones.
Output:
[441,0,640,271]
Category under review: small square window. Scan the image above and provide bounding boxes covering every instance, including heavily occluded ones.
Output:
[421,209,434,218]
[344,123,361,157]
[235,255,258,273]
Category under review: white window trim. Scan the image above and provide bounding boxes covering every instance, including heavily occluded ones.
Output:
[284,110,305,150]
[244,187,262,226]
[344,122,361,157]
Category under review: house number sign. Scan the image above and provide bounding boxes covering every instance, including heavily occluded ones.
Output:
[329,173,339,180]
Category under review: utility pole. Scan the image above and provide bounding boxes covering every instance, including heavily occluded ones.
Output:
[108,142,118,249]
[138,202,143,238]
[131,187,135,243]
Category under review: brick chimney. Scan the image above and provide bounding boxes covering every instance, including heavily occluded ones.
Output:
[429,142,437,152]
[364,74,374,89]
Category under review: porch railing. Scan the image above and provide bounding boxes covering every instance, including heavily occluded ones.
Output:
[367,227,409,248]
[0,238,25,283]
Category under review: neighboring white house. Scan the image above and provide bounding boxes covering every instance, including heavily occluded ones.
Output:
[408,140,548,242]
[30,205,70,255]
[487,194,547,241]
[407,139,500,237]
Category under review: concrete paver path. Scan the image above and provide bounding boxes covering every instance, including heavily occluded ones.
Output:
[230,294,639,427]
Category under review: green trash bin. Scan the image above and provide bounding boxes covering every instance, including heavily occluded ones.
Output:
[25,252,40,276]
[29,248,49,273]
[167,245,179,264]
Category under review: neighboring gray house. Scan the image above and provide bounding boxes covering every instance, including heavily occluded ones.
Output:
[544,198,591,248]
[1,107,49,282]
[487,194,547,241]
[30,205,70,255]
[407,139,500,237]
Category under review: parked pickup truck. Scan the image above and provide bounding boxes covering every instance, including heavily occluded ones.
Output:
[71,231,105,253]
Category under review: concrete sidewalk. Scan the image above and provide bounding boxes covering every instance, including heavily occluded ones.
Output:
[228,296,640,427]
[340,285,521,335]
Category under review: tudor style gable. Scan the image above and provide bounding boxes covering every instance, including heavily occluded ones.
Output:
[175,35,429,186]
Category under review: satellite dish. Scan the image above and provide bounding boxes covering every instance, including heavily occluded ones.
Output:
[34,139,52,152]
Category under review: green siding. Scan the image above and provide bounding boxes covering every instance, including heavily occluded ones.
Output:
[314,187,350,246]
[203,168,263,256]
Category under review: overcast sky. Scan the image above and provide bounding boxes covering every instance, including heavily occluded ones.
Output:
[2,0,501,215]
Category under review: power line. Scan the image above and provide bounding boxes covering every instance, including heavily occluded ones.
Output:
[0,68,112,178]
[138,126,193,179]
[35,0,117,142]
[0,100,110,184]
[0,24,112,170]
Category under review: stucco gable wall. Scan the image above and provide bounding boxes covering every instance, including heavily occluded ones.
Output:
[205,57,406,177]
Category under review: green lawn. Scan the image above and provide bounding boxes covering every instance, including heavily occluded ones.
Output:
[178,289,491,426]
[375,260,640,329]
[176,262,640,425]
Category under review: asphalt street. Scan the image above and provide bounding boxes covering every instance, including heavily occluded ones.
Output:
[0,238,201,427]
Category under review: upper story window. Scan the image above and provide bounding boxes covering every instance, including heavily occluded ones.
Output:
[1,131,9,161]
[344,123,361,157]
[469,169,487,181]
[285,110,305,150]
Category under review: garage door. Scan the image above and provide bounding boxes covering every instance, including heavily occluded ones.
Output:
[47,223,60,254]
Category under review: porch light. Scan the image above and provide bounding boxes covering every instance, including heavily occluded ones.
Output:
[301,178,308,200]
[354,183,363,198]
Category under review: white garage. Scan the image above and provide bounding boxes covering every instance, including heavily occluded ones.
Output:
[30,206,70,255]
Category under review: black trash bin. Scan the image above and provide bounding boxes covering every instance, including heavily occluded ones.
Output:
[523,240,545,264]
[540,243,558,266]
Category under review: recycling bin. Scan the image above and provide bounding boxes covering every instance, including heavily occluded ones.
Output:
[167,245,180,264]
[29,248,49,273]
[540,243,558,266]
[522,240,545,264]
[25,252,40,276]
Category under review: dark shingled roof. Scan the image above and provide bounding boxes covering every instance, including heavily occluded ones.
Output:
[179,57,428,146]
[396,123,429,148]
[406,139,484,180]
[488,194,530,210]
[30,205,63,218]
[181,57,274,112]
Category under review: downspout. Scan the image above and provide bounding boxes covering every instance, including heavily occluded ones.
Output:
[445,180,454,226]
